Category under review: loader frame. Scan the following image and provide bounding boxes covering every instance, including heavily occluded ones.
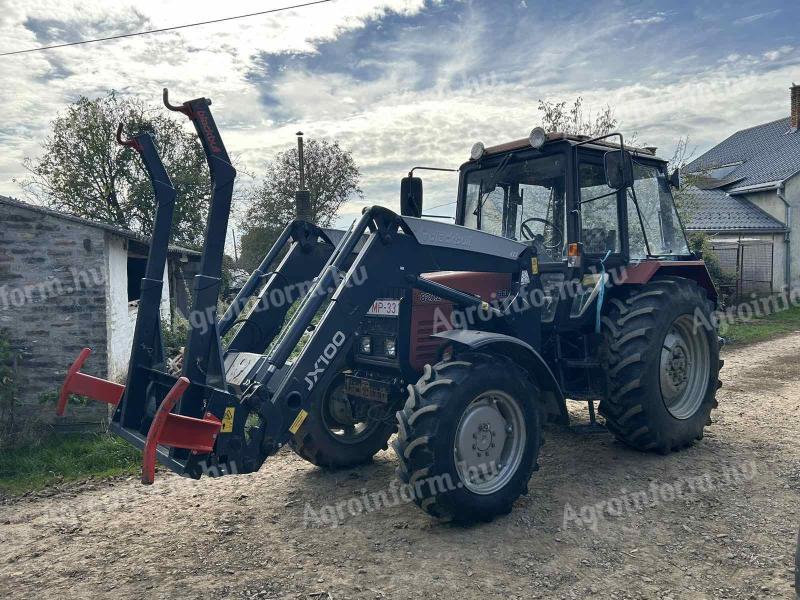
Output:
[58,90,562,483]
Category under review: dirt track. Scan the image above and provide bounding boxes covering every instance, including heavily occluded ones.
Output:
[2,334,799,599]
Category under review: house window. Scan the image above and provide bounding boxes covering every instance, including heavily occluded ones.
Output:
[127,256,147,302]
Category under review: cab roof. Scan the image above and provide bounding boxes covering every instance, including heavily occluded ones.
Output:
[476,132,665,163]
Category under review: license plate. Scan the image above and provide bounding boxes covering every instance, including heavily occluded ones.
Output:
[367,299,400,317]
[345,375,390,403]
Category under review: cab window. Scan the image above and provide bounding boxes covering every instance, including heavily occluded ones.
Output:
[463,154,567,262]
[579,162,620,255]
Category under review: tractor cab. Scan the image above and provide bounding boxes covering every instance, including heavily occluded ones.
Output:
[456,130,691,270]
[402,129,696,331]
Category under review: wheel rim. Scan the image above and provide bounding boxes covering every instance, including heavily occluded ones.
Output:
[320,379,380,444]
[660,314,711,420]
[453,390,527,495]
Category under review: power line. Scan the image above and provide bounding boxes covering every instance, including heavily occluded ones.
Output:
[0,0,334,57]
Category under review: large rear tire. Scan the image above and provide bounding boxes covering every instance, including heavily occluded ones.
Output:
[600,277,721,453]
[290,374,396,468]
[393,352,542,522]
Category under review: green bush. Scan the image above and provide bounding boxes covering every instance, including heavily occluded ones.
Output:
[0,329,19,447]
[162,311,190,357]
[688,232,737,304]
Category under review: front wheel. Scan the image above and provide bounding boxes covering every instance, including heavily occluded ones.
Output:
[393,352,542,522]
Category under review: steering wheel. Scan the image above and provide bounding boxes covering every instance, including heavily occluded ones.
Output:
[520,217,564,250]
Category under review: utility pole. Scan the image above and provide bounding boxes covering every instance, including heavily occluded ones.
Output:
[295,131,312,222]
[230,228,239,265]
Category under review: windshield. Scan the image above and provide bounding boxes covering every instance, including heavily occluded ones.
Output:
[627,161,690,257]
[463,154,567,261]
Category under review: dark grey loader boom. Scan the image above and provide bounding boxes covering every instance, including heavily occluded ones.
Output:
[57,93,556,482]
[227,207,549,473]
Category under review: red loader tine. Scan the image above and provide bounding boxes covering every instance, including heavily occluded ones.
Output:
[57,348,125,416]
[141,377,222,485]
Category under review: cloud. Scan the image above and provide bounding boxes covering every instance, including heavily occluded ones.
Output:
[733,9,781,26]
[0,0,798,236]
[763,45,794,61]
[630,14,666,26]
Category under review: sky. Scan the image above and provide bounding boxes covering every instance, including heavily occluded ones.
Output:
[1,0,799,233]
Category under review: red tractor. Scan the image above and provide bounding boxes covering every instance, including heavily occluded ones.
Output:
[58,90,722,523]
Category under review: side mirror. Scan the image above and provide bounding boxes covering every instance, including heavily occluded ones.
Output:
[604,150,634,190]
[400,176,423,218]
[669,168,681,189]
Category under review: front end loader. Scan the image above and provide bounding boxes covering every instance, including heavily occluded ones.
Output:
[58,91,722,523]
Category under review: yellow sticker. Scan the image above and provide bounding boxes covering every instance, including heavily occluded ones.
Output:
[530,257,540,275]
[289,409,309,434]
[221,407,235,433]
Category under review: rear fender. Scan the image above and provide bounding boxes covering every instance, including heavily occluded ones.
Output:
[622,261,718,305]
[432,329,569,426]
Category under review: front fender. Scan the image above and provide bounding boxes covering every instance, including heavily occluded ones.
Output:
[432,329,568,425]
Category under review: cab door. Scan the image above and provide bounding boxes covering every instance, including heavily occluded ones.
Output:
[576,154,628,271]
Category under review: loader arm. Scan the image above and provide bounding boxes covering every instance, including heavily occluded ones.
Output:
[227,207,542,462]
[57,90,545,484]
[221,220,346,355]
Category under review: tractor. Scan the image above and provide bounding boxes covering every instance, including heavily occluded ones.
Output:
[57,89,722,523]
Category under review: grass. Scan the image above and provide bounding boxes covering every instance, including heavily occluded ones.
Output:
[0,433,141,496]
[722,302,800,346]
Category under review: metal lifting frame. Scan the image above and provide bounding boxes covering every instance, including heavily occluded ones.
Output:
[58,90,544,483]
[238,209,543,460]
[58,91,355,481]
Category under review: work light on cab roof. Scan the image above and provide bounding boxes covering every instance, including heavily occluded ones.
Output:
[528,126,547,149]
[469,141,485,160]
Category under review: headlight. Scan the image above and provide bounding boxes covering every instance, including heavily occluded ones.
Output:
[529,127,547,149]
[359,336,372,354]
[470,141,485,160]
[385,337,397,358]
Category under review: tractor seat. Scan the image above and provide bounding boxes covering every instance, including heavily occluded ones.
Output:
[583,228,616,254]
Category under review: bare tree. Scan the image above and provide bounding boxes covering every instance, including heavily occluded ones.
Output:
[537,97,618,137]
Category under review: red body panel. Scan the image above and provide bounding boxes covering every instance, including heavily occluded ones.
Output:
[624,260,717,301]
[409,271,512,371]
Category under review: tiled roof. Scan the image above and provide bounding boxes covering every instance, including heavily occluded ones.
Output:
[686,117,800,192]
[0,195,200,256]
[682,187,787,232]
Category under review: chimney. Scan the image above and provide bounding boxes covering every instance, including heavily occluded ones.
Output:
[792,83,800,130]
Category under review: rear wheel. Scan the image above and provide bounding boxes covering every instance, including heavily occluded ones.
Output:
[289,374,396,468]
[600,277,721,453]
[393,352,542,522]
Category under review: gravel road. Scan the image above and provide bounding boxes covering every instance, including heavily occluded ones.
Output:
[2,333,799,599]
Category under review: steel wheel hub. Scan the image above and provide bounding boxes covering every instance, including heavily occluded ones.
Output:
[660,315,710,420]
[321,379,378,444]
[454,390,526,495]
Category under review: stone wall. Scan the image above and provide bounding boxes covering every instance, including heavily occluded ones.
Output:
[0,200,109,440]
